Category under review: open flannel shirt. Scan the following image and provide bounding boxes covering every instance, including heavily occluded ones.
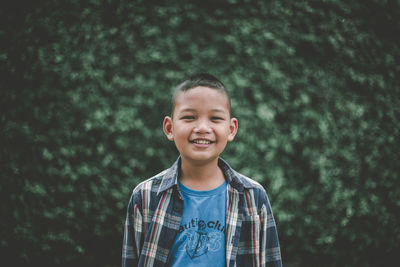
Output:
[122,157,282,267]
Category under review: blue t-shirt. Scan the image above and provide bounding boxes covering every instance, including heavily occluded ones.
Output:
[169,180,227,266]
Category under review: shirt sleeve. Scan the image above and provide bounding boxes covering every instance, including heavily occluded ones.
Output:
[259,189,282,267]
[122,190,143,267]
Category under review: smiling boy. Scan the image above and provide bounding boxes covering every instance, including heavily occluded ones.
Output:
[122,74,282,267]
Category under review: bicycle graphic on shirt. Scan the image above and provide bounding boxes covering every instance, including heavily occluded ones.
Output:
[178,221,224,259]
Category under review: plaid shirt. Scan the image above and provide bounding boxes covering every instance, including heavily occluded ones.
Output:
[122,157,282,267]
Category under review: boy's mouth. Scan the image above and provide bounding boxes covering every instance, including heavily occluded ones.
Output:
[190,139,214,144]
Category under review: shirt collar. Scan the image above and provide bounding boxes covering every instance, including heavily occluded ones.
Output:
[157,156,255,195]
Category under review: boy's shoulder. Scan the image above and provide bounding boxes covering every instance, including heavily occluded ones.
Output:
[131,169,169,195]
[130,158,271,204]
[232,170,266,191]
[231,169,270,200]
[132,162,267,192]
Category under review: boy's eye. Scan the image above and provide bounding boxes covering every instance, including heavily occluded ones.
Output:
[211,117,224,121]
[181,116,195,120]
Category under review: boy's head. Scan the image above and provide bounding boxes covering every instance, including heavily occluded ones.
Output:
[163,73,238,164]
[171,73,232,118]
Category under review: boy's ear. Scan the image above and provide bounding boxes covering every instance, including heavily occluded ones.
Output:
[163,116,174,141]
[228,117,238,141]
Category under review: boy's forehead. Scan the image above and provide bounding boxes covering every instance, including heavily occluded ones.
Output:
[174,86,230,111]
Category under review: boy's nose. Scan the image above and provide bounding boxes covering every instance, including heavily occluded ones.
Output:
[194,120,211,133]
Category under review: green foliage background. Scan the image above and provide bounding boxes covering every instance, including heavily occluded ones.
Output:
[1,0,399,266]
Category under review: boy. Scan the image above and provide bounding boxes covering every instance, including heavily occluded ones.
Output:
[122,73,282,267]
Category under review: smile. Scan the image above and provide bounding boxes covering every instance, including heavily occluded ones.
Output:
[191,139,214,144]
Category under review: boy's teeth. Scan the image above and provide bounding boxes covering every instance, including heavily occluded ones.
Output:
[194,140,211,144]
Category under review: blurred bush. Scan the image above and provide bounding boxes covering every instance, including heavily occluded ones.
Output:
[1,0,399,266]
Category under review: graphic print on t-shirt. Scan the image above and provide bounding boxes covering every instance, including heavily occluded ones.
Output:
[169,181,226,266]
[177,218,225,259]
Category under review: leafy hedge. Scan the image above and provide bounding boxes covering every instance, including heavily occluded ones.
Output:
[1,1,399,266]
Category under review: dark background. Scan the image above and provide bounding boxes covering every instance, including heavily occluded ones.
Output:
[1,0,399,266]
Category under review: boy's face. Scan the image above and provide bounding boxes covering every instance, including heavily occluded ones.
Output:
[163,86,238,165]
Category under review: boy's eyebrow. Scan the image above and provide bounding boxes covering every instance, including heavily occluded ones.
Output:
[179,108,227,114]
[179,108,197,113]
[210,108,226,113]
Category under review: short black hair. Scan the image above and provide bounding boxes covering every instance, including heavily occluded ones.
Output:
[171,73,231,117]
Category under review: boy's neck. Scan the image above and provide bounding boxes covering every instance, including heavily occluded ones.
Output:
[179,157,225,191]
